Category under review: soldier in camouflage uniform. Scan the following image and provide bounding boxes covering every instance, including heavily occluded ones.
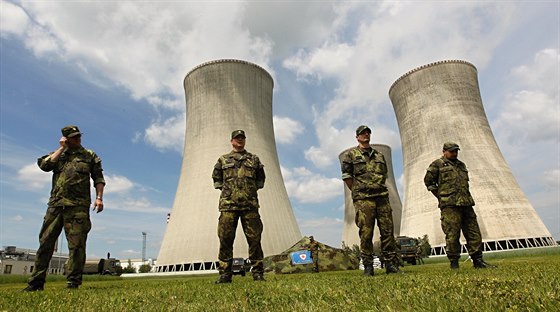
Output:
[424,142,495,270]
[341,125,401,276]
[212,130,266,283]
[308,236,320,273]
[23,126,105,291]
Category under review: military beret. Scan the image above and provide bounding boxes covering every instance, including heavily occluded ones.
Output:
[231,129,246,139]
[443,142,460,151]
[355,125,371,135]
[61,125,82,138]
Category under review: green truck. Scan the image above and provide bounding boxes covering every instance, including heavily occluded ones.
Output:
[81,258,122,275]
[396,236,421,265]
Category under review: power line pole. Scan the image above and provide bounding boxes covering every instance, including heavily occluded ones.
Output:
[142,232,147,263]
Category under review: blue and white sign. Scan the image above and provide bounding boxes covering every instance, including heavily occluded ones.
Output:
[290,250,313,265]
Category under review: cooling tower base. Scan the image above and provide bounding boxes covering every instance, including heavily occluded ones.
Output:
[155,261,219,273]
[430,236,558,256]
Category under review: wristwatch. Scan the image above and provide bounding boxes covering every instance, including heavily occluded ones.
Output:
[96,196,103,200]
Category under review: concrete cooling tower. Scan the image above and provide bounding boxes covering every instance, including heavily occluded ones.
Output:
[156,59,302,272]
[340,144,403,247]
[389,60,556,255]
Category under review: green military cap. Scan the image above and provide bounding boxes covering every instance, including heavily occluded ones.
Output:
[355,125,371,135]
[443,142,460,151]
[61,125,82,138]
[231,129,246,139]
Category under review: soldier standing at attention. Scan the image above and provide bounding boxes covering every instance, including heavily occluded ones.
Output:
[212,130,266,283]
[341,125,401,276]
[23,125,105,291]
[424,142,496,270]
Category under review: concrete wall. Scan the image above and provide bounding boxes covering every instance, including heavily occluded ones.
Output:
[389,60,554,249]
[156,60,301,269]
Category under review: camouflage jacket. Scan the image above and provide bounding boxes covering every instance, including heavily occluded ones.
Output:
[212,150,265,211]
[340,146,388,200]
[38,146,105,207]
[424,156,475,208]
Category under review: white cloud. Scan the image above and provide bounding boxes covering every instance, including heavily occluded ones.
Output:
[10,215,24,222]
[8,1,280,152]
[0,0,29,36]
[104,174,134,194]
[283,43,353,81]
[497,90,559,142]
[143,115,185,153]
[299,216,343,229]
[121,249,139,256]
[273,116,304,144]
[282,166,342,203]
[16,163,50,190]
[543,169,560,190]
[297,216,344,247]
[109,197,170,214]
[286,2,516,169]
[511,49,559,95]
[495,49,560,143]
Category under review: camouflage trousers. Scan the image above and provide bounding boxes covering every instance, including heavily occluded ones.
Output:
[354,197,398,266]
[217,210,264,276]
[28,206,91,286]
[311,249,319,271]
[440,206,483,261]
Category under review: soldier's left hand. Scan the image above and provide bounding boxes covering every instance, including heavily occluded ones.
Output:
[93,198,104,213]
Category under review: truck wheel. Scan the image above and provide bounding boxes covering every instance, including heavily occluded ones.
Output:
[241,271,246,277]
[411,259,417,265]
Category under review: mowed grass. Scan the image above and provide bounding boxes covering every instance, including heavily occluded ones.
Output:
[1,247,559,312]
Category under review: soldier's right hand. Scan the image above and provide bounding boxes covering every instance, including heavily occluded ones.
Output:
[59,136,67,148]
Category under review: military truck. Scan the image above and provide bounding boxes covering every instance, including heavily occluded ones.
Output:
[396,236,420,265]
[81,258,122,275]
[231,258,248,276]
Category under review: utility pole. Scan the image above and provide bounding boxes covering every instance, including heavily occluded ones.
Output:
[142,232,147,263]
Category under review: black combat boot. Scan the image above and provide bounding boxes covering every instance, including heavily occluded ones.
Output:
[22,284,44,292]
[363,265,374,276]
[253,273,266,281]
[450,260,459,270]
[66,283,79,289]
[473,258,496,269]
[215,274,232,284]
[385,263,402,274]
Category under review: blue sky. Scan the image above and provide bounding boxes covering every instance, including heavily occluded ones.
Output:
[1,1,558,261]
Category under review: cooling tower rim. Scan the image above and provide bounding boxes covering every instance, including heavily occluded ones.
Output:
[184,59,273,85]
[388,60,477,95]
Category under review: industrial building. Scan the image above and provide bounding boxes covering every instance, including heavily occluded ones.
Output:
[156,60,302,273]
[388,60,556,255]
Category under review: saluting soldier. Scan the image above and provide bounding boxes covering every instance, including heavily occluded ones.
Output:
[424,142,495,270]
[23,125,105,291]
[212,130,266,283]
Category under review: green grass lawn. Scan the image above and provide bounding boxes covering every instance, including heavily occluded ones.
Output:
[1,247,559,312]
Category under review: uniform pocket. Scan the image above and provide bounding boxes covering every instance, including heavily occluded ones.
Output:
[440,166,456,183]
[353,158,367,175]
[222,162,236,180]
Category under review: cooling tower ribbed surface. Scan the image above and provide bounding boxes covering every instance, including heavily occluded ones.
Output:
[389,60,555,254]
[156,60,302,272]
[340,144,403,247]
